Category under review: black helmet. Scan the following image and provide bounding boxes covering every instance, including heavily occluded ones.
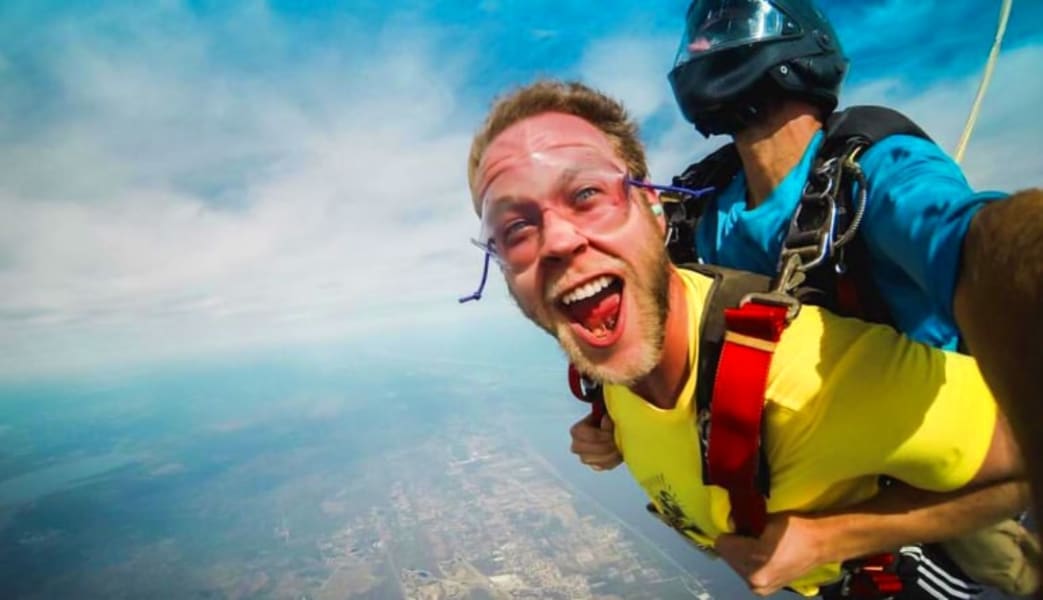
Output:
[668,0,848,137]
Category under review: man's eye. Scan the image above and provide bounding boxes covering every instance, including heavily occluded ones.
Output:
[500,219,535,245]
[572,187,601,207]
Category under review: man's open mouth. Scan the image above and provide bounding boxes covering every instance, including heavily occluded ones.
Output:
[558,275,624,340]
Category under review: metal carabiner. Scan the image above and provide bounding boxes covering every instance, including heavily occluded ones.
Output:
[781,193,838,272]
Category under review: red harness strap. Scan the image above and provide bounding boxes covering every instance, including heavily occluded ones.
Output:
[835,273,868,320]
[568,363,605,424]
[846,553,904,598]
[706,300,789,537]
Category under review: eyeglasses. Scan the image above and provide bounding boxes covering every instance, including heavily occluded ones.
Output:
[459,167,712,303]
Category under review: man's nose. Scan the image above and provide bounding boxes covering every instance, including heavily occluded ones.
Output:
[539,210,587,261]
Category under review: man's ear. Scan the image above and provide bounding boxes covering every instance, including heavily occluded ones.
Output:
[648,192,667,233]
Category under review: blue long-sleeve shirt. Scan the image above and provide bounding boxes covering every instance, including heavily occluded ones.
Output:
[694,131,1005,350]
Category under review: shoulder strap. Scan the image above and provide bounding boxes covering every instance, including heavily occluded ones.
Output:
[822,105,931,154]
[673,143,743,192]
[682,264,780,537]
[682,264,771,416]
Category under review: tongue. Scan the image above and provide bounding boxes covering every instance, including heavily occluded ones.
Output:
[568,288,621,336]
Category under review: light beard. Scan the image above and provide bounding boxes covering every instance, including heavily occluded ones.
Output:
[509,235,670,387]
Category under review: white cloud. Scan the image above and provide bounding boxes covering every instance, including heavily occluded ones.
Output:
[0,4,510,379]
[843,43,1043,190]
[579,35,675,122]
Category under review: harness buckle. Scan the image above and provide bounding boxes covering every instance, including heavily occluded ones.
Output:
[739,291,802,322]
[742,252,804,322]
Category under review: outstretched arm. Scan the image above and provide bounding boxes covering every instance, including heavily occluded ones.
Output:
[715,478,1031,597]
[954,188,1043,525]
[719,297,1030,596]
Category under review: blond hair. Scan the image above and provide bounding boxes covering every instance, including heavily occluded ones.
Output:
[467,80,648,212]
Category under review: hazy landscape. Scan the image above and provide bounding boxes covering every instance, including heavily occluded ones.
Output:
[0,332,756,599]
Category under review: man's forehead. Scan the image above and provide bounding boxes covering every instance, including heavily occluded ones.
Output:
[477,112,618,184]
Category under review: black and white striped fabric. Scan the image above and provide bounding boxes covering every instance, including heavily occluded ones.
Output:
[898,545,984,600]
[820,543,984,600]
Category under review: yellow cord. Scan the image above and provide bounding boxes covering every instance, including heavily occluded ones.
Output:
[954,0,1014,164]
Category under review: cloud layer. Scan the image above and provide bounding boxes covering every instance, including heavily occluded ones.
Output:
[0,3,492,377]
[1,1,1040,379]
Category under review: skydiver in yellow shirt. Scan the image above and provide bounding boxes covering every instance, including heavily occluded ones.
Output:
[460,79,1030,597]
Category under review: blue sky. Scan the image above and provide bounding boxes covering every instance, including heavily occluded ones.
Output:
[1,0,1041,379]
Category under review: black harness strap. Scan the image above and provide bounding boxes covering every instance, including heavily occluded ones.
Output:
[822,105,930,156]
[664,145,742,265]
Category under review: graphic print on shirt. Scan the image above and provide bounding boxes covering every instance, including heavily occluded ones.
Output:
[642,474,713,553]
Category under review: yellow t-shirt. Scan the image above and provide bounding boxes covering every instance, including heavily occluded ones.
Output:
[605,267,997,596]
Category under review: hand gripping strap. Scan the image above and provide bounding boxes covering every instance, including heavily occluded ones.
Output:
[707,301,789,537]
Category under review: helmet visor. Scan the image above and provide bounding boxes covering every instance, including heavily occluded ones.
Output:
[675,0,802,66]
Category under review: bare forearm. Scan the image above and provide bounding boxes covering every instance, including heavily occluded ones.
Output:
[954,188,1043,522]
[810,480,1030,563]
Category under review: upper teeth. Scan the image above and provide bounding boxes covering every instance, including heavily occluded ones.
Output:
[561,276,614,305]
